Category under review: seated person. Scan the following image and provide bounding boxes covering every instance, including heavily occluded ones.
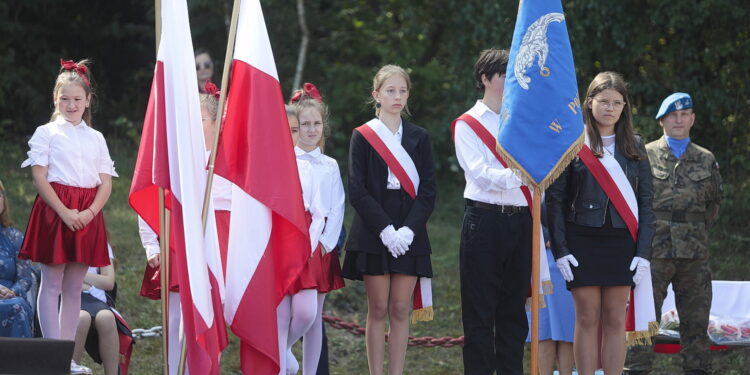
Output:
[73,243,132,375]
[0,179,34,338]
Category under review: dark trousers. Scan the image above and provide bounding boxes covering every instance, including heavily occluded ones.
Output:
[459,206,532,375]
[316,323,330,374]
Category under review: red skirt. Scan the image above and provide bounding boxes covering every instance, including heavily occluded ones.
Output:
[19,183,109,267]
[289,244,345,295]
[140,210,230,300]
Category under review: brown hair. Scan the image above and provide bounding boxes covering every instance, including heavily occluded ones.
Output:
[583,71,643,159]
[51,59,94,126]
[371,64,412,116]
[473,48,509,91]
[0,179,12,227]
[291,89,330,153]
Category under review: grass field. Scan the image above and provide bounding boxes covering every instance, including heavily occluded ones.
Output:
[3,137,748,374]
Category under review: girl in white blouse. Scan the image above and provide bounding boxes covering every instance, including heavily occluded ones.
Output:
[19,59,117,374]
[282,85,346,375]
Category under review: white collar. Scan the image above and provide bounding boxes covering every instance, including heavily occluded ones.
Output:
[376,117,403,136]
[295,146,322,159]
[474,99,499,117]
[55,116,88,128]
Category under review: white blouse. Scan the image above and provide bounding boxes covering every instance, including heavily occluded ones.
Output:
[297,157,326,254]
[295,147,345,252]
[21,117,118,188]
[385,120,403,190]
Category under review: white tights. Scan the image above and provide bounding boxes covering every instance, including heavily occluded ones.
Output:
[277,290,326,375]
[37,263,88,340]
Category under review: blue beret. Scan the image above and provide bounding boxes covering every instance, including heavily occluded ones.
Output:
[656,92,693,120]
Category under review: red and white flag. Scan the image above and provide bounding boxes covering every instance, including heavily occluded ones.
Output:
[129,0,227,373]
[214,0,311,373]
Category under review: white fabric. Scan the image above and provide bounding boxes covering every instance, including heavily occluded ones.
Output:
[454,100,526,206]
[21,117,118,188]
[396,226,414,247]
[234,0,278,79]
[584,135,638,221]
[84,244,115,303]
[138,216,161,258]
[205,150,233,211]
[383,120,404,189]
[379,224,405,257]
[662,281,750,319]
[630,256,650,285]
[556,254,578,282]
[297,159,326,254]
[157,0,224,324]
[364,118,420,194]
[295,147,345,253]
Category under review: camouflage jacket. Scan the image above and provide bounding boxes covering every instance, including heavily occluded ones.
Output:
[646,136,722,259]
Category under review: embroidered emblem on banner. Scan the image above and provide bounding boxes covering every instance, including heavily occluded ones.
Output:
[514,12,565,90]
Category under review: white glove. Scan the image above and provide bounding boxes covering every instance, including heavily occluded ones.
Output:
[630,256,650,285]
[396,227,414,247]
[555,254,579,282]
[379,225,405,258]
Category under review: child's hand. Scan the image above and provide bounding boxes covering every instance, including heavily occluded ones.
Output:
[79,209,95,227]
[60,208,84,231]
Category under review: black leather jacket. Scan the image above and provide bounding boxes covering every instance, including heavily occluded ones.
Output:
[546,137,655,260]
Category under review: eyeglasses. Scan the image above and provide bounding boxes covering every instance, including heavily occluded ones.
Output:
[196,62,213,71]
[592,98,626,109]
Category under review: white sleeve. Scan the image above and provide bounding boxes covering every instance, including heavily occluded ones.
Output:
[21,126,51,168]
[307,173,326,254]
[319,164,345,253]
[138,216,160,258]
[454,120,522,191]
[97,132,118,177]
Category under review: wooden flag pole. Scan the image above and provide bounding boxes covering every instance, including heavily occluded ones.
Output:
[178,1,242,374]
[200,0,241,230]
[154,1,172,374]
[530,187,542,375]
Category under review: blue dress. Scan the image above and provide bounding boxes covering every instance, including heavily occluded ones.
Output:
[0,226,33,338]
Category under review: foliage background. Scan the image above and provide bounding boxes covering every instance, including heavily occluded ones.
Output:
[1,0,748,373]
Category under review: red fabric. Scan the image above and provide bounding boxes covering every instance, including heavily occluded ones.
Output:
[20,183,109,267]
[577,145,638,240]
[214,59,311,375]
[115,313,134,375]
[355,124,417,199]
[215,210,230,279]
[451,114,533,208]
[319,249,345,293]
[139,261,180,300]
[654,343,728,354]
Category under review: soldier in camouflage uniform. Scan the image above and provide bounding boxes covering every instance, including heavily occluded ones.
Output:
[625,93,722,375]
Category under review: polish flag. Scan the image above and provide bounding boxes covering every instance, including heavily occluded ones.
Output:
[128,0,227,373]
[213,0,311,373]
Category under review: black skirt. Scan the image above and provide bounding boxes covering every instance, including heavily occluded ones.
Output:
[565,215,635,290]
[342,189,433,280]
[80,292,132,364]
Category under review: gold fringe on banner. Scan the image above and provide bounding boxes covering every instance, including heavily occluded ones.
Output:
[542,280,554,295]
[626,320,660,347]
[410,306,434,324]
[495,133,585,191]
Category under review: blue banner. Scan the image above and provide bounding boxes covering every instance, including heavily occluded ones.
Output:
[498,0,583,188]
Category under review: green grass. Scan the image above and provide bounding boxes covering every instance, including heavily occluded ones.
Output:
[2,137,748,374]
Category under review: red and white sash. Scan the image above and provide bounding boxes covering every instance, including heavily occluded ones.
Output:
[577,136,657,345]
[354,118,432,322]
[451,114,552,303]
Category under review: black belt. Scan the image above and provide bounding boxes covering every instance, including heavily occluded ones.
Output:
[654,211,705,223]
[466,199,529,214]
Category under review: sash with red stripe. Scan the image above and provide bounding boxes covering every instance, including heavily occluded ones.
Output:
[577,145,638,240]
[451,114,533,207]
[354,123,418,199]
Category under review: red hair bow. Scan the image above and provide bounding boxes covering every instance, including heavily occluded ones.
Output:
[290,82,322,103]
[204,80,220,99]
[59,59,90,86]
